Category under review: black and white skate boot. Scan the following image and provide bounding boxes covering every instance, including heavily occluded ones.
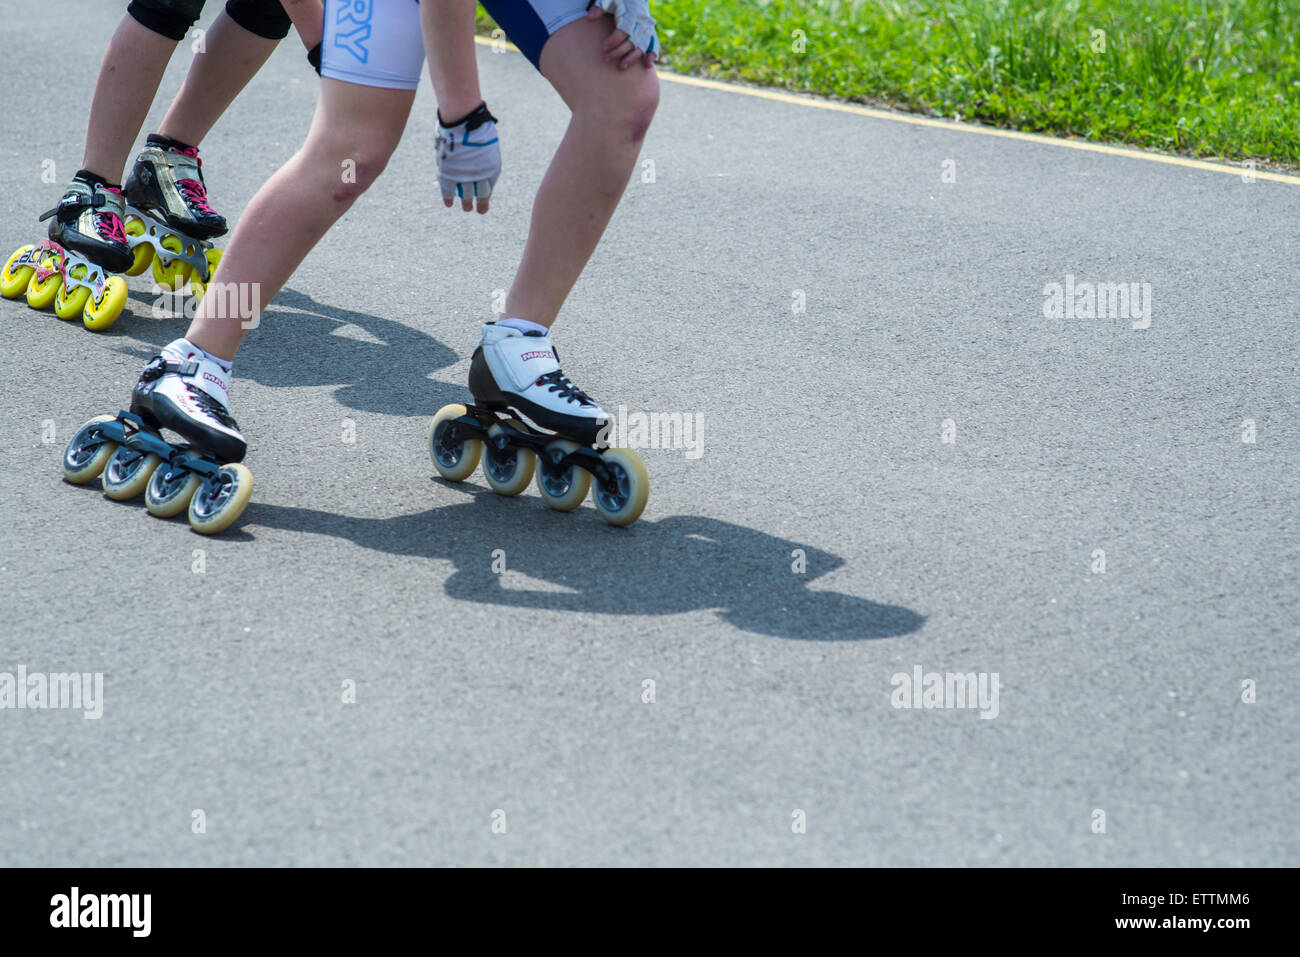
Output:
[38,179,132,273]
[429,323,648,525]
[130,350,246,463]
[468,322,609,445]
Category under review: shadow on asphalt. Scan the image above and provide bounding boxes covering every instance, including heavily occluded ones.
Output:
[108,287,924,641]
[241,492,925,642]
[117,287,461,417]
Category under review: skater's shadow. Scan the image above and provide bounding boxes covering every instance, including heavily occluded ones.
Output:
[115,286,458,417]
[241,492,925,642]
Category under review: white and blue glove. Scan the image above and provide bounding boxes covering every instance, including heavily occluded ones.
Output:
[586,0,659,65]
[435,102,500,213]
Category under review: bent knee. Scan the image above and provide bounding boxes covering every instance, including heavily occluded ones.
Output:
[600,72,660,146]
[330,151,392,204]
[626,73,660,144]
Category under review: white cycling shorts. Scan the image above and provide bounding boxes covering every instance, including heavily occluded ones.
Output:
[321,0,591,89]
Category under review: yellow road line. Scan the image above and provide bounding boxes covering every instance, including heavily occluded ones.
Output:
[474,34,1300,186]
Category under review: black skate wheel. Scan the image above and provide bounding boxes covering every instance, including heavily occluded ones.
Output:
[188,464,253,535]
[536,439,591,512]
[101,446,162,501]
[62,415,120,485]
[482,421,536,497]
[428,404,483,482]
[145,462,203,518]
[591,448,649,527]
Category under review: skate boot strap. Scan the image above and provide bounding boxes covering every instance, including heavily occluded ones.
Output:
[38,190,112,223]
[164,148,205,181]
[140,359,200,382]
[484,330,561,391]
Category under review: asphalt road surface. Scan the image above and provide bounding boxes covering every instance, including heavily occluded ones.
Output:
[0,4,1296,866]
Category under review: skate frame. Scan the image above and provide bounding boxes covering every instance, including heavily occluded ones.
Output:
[91,410,229,485]
[124,205,218,283]
[443,404,624,496]
[15,240,107,300]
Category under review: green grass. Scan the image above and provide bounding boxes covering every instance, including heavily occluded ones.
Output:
[478,1,1300,165]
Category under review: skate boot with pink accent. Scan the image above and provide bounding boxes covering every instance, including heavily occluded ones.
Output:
[0,177,130,330]
[122,139,225,293]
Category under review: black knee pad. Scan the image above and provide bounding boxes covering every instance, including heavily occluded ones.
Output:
[225,0,292,40]
[127,0,208,42]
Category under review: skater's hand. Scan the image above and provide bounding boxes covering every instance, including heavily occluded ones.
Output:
[435,102,501,214]
[586,0,659,69]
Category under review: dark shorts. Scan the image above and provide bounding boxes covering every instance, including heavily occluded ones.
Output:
[480,0,590,70]
[127,0,291,43]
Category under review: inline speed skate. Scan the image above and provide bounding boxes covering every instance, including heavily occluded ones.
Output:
[122,140,225,296]
[63,346,253,535]
[0,178,130,330]
[428,322,649,527]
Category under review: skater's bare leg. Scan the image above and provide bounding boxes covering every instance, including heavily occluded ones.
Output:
[503,16,659,328]
[155,11,280,148]
[184,79,415,360]
[80,16,176,181]
[280,0,325,52]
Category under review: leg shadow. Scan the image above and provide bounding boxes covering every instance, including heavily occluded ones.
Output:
[111,286,463,417]
[242,489,925,642]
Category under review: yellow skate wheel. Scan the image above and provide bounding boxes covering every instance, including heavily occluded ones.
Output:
[188,463,253,535]
[26,267,61,310]
[591,448,649,527]
[83,276,127,331]
[428,404,482,482]
[481,421,536,497]
[144,462,203,518]
[63,415,120,484]
[54,268,92,320]
[1,245,36,298]
[101,446,161,501]
[122,215,153,276]
[189,247,223,301]
[535,439,592,512]
[152,234,193,290]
